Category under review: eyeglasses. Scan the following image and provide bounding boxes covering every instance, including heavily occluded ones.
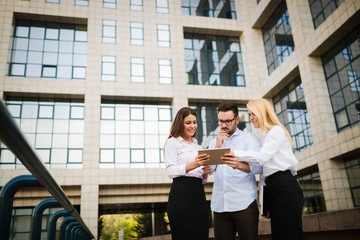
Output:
[218,117,236,125]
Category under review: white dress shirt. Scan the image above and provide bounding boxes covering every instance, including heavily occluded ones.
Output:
[209,129,262,213]
[233,125,298,178]
[164,136,205,180]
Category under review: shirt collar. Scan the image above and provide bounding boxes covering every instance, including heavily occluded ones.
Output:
[177,136,198,144]
[229,128,241,139]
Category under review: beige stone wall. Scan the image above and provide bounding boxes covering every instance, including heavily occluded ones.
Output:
[0,0,359,238]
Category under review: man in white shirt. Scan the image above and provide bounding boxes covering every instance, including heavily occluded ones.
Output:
[209,103,262,240]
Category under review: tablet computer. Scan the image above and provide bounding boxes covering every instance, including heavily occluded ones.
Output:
[198,148,231,165]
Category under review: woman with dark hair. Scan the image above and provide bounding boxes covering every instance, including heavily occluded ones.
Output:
[164,107,211,240]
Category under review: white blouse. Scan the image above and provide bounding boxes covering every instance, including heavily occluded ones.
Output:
[233,125,298,178]
[164,136,205,180]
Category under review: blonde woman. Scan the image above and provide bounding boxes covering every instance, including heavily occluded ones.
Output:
[221,99,305,240]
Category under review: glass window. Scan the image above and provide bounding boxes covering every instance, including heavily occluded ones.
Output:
[100,102,172,168]
[130,22,144,46]
[102,20,116,43]
[181,0,236,19]
[308,0,344,29]
[9,20,87,80]
[345,153,360,207]
[158,59,172,84]
[130,0,143,11]
[46,0,60,3]
[297,166,327,214]
[190,103,253,147]
[75,0,88,6]
[273,77,314,152]
[157,24,170,47]
[131,57,145,83]
[348,70,360,92]
[103,0,116,8]
[184,33,245,87]
[8,208,62,239]
[0,98,84,169]
[262,1,294,74]
[157,0,169,13]
[322,27,360,131]
[102,56,116,81]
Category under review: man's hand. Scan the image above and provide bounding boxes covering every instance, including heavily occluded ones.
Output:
[221,152,250,173]
[215,130,229,148]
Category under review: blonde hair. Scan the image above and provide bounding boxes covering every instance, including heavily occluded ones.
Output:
[247,99,294,147]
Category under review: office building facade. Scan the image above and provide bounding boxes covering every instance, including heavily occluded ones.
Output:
[0,0,359,238]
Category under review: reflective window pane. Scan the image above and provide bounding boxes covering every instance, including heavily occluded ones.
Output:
[73,67,86,79]
[184,33,245,86]
[308,0,344,29]
[16,26,29,37]
[75,0,89,6]
[322,27,360,131]
[103,20,116,43]
[262,1,294,74]
[68,150,82,163]
[100,102,172,167]
[1,99,84,169]
[10,21,87,80]
[297,167,327,214]
[39,105,53,118]
[102,56,116,81]
[157,0,169,13]
[157,24,170,47]
[273,77,314,152]
[131,57,145,82]
[130,22,144,45]
[130,0,143,11]
[159,59,172,84]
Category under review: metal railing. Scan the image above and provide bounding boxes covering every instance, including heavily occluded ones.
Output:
[0,99,95,239]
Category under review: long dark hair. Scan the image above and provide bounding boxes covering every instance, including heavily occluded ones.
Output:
[168,107,197,138]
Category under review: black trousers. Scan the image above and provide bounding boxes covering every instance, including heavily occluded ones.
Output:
[167,177,209,240]
[213,200,259,240]
[265,170,305,240]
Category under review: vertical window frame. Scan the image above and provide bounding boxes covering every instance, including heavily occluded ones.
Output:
[130,57,145,83]
[157,24,170,47]
[130,22,144,46]
[101,55,116,82]
[130,0,143,11]
[102,19,116,44]
[158,59,172,84]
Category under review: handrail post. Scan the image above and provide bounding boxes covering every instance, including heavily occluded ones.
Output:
[65,222,81,240]
[71,226,82,240]
[0,100,94,239]
[0,175,42,239]
[31,198,61,240]
[60,216,76,240]
[48,209,70,240]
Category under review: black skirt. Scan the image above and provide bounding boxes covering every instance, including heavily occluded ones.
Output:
[167,177,209,240]
[265,170,305,240]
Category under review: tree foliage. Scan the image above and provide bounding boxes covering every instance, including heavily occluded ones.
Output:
[99,213,153,240]
[130,213,152,238]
